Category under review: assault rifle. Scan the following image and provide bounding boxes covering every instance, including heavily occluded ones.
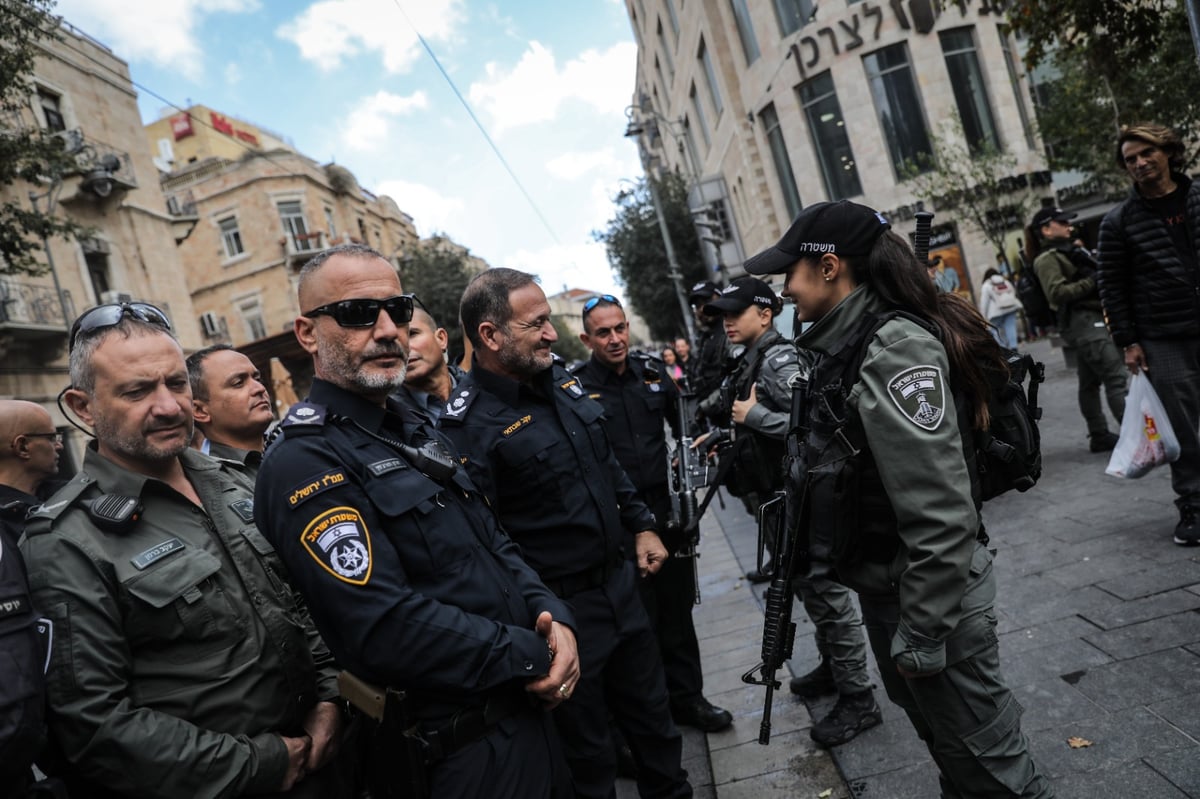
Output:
[740,380,807,744]
[339,671,430,798]
[665,392,713,604]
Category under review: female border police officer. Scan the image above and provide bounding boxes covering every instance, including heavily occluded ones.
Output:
[744,201,1052,798]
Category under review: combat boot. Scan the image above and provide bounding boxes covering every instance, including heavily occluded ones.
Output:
[1174,504,1199,547]
[788,658,836,699]
[810,690,882,747]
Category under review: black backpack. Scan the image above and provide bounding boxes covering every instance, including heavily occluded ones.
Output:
[1016,269,1054,328]
[975,349,1044,501]
[852,312,1045,502]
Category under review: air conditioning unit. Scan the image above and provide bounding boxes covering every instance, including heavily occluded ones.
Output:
[50,128,85,154]
[199,311,223,338]
[99,290,134,305]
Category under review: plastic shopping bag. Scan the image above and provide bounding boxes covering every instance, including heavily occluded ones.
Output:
[1105,373,1181,479]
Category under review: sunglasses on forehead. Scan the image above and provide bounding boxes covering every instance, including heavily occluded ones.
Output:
[69,302,172,353]
[582,294,621,317]
[303,295,414,328]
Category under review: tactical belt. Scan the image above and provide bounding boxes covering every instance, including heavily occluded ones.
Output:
[542,551,624,598]
[418,690,529,763]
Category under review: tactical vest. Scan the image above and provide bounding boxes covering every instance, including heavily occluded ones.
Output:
[795,312,981,570]
[726,332,789,498]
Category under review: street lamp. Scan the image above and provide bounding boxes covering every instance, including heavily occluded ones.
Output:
[624,112,697,344]
[27,178,73,330]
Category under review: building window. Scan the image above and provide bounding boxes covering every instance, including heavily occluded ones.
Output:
[689,83,711,147]
[657,19,675,77]
[682,116,702,175]
[37,89,66,132]
[698,38,723,118]
[84,251,110,300]
[238,296,268,341]
[799,71,863,200]
[759,103,802,219]
[324,207,337,238]
[218,216,244,259]
[278,200,311,251]
[774,0,815,36]
[655,56,669,97]
[863,43,933,178]
[664,0,680,42]
[998,27,1036,149]
[730,0,760,65]
[940,27,1000,153]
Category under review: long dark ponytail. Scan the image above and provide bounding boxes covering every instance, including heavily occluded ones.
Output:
[848,230,1007,429]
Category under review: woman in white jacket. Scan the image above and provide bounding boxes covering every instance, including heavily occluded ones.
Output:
[978,268,1022,349]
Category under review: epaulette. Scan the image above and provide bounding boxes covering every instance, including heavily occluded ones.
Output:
[555,372,587,401]
[766,341,799,369]
[23,473,94,536]
[441,385,479,422]
[280,402,327,432]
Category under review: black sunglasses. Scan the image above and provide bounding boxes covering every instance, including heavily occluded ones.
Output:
[582,294,621,317]
[303,295,414,328]
[69,302,172,353]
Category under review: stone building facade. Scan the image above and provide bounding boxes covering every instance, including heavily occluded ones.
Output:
[161,149,420,350]
[625,0,1049,297]
[144,104,294,172]
[1,22,201,473]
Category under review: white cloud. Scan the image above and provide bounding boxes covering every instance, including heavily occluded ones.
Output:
[278,0,463,73]
[503,242,621,300]
[468,41,637,135]
[374,179,466,239]
[545,147,624,181]
[339,90,429,151]
[54,0,255,78]
[224,63,243,86]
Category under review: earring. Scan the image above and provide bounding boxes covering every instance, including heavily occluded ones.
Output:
[824,274,832,282]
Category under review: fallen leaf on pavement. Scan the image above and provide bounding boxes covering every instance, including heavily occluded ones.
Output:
[1067,736,1093,749]
[818,790,832,798]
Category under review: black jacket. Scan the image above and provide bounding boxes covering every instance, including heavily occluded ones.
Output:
[1097,171,1200,347]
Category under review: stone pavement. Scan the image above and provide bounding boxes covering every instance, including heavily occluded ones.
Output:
[623,336,1200,799]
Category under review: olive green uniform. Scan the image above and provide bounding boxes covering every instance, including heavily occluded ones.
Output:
[21,446,339,799]
[205,440,263,482]
[798,286,1051,798]
[1033,247,1126,438]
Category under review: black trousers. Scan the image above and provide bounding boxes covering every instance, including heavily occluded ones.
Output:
[551,561,692,799]
[639,488,704,705]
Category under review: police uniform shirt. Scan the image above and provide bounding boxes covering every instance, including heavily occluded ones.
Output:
[440,363,656,581]
[255,378,572,713]
[573,354,678,494]
[20,446,337,797]
[205,440,262,482]
[0,483,45,782]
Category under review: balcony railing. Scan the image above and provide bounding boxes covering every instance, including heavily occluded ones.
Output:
[0,277,75,329]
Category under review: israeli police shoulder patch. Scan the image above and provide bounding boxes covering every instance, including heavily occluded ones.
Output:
[301,506,373,585]
[886,364,946,431]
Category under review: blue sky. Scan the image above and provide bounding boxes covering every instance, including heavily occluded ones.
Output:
[54,0,642,299]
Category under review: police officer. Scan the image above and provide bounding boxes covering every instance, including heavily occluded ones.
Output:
[572,296,732,733]
[395,300,461,423]
[441,268,691,799]
[747,200,1051,796]
[0,400,60,795]
[698,277,880,747]
[186,344,274,477]
[685,281,730,423]
[21,303,344,797]
[254,245,578,799]
[1030,207,1126,452]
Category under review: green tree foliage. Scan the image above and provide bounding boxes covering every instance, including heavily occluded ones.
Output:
[0,0,86,274]
[594,170,708,342]
[1006,0,1200,180]
[902,120,1040,259]
[549,316,588,364]
[398,240,473,361]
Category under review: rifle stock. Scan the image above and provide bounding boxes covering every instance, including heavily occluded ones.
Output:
[667,392,710,604]
[913,209,934,266]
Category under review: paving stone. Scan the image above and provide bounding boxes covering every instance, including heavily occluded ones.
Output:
[715,755,849,799]
[1081,588,1200,631]
[1011,678,1106,732]
[1066,647,1200,711]
[1027,705,1192,779]
[995,583,1122,629]
[1084,610,1200,660]
[1001,637,1113,688]
[1147,692,1200,741]
[1144,746,1200,798]
[1049,757,1191,799]
[709,729,819,783]
[999,616,1104,656]
[1044,550,1161,589]
[1096,560,1200,601]
[828,706,928,782]
[845,760,940,799]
